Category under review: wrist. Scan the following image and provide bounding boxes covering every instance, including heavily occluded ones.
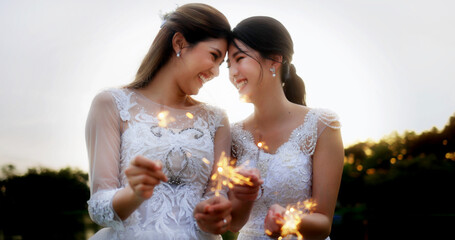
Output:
[126,185,148,203]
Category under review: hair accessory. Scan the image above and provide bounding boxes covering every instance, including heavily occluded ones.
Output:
[160,19,167,28]
[269,67,276,77]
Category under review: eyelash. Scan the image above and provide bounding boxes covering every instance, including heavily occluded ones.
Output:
[227,56,244,68]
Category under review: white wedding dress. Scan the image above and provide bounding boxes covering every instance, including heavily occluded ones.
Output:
[85,88,230,240]
[231,108,340,240]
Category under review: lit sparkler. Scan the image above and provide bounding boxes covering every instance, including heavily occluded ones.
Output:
[204,152,254,197]
[276,199,317,240]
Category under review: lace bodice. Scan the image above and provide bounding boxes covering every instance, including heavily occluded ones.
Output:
[231,108,340,240]
[85,88,230,240]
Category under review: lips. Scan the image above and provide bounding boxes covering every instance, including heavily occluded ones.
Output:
[235,79,248,91]
[198,74,213,84]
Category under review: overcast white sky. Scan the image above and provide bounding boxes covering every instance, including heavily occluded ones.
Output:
[1,0,454,173]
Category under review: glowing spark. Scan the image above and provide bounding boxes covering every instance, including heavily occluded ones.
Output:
[157,110,175,127]
[202,158,210,165]
[279,199,317,240]
[206,151,254,196]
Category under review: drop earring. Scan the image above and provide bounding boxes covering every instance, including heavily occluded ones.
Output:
[269,67,276,77]
[177,50,181,58]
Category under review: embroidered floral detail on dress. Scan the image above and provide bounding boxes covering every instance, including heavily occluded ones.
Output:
[87,88,226,240]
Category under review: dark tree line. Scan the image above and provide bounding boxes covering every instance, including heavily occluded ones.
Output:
[0,167,91,240]
[332,114,455,240]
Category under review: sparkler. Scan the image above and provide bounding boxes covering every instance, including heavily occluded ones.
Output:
[275,199,317,240]
[204,151,254,197]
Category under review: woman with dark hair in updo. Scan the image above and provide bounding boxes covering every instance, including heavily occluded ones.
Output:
[86,4,261,239]
[226,16,344,240]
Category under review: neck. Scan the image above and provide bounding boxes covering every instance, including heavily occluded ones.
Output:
[251,83,291,129]
[138,62,192,108]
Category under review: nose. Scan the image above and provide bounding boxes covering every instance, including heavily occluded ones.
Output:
[229,65,237,83]
[211,64,220,77]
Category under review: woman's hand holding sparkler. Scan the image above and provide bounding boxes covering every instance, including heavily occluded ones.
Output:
[112,155,168,221]
[228,167,264,232]
[264,204,286,238]
[194,196,232,234]
[231,168,264,202]
[125,155,168,200]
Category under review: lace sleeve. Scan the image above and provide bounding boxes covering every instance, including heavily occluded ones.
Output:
[316,108,341,137]
[85,91,124,229]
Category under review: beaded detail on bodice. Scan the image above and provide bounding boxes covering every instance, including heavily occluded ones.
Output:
[231,108,340,240]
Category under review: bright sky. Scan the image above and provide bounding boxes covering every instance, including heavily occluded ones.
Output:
[1,0,454,173]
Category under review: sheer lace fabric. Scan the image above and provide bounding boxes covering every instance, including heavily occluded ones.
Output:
[86,88,230,240]
[231,108,340,240]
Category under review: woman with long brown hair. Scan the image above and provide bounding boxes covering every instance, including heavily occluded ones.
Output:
[85,3,251,239]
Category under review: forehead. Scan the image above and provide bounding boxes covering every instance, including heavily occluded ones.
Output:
[228,39,249,56]
[198,38,228,52]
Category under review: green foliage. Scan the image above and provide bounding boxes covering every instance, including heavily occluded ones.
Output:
[0,167,90,240]
[333,113,455,239]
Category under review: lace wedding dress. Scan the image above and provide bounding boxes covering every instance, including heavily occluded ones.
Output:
[231,108,340,240]
[85,88,230,240]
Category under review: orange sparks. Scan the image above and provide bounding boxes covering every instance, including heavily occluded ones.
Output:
[279,199,317,240]
[186,112,194,119]
[208,151,254,196]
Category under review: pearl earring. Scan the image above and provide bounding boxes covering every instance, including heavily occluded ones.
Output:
[270,67,276,77]
[177,50,181,57]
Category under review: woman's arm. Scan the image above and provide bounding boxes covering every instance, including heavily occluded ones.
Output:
[302,125,344,239]
[86,91,167,223]
[264,126,344,239]
[228,168,263,232]
[194,113,233,234]
[113,155,167,220]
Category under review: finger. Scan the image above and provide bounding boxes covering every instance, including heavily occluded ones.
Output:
[147,169,168,182]
[131,155,162,171]
[207,199,232,214]
[194,201,210,216]
[195,211,220,222]
[129,174,162,187]
[234,193,258,201]
[232,185,260,194]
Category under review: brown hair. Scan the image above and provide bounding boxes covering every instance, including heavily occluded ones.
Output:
[126,3,231,89]
[232,16,306,106]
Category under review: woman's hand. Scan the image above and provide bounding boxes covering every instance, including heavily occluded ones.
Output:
[231,168,264,202]
[125,155,168,200]
[194,196,232,234]
[264,204,285,238]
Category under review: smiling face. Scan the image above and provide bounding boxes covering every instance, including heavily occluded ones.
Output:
[227,39,266,101]
[177,38,227,95]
